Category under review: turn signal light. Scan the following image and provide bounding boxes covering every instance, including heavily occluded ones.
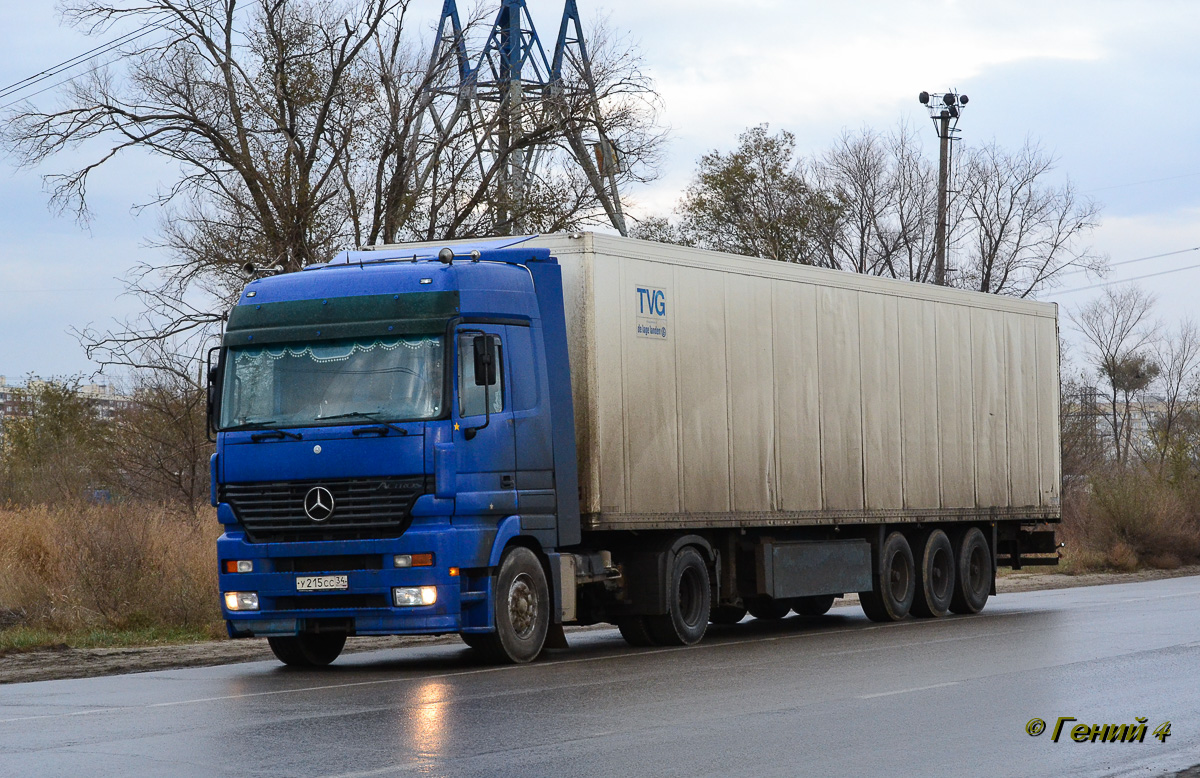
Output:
[224,560,253,573]
[394,553,434,568]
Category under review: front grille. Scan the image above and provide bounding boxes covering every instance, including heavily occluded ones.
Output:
[273,555,384,573]
[221,477,428,542]
[274,594,390,611]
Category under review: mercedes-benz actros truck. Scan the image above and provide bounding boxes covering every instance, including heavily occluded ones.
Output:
[209,233,1060,665]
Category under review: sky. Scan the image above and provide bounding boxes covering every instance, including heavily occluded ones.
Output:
[1,0,1198,381]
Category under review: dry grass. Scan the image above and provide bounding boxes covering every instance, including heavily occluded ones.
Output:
[1062,472,1200,573]
[0,502,224,645]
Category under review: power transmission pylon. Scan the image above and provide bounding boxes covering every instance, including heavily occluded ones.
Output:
[418,0,627,236]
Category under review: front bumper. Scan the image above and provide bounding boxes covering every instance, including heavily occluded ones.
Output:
[217,519,494,637]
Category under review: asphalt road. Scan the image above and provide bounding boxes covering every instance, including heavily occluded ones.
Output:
[3,577,1200,777]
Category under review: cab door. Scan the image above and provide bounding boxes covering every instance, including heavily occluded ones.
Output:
[453,325,517,516]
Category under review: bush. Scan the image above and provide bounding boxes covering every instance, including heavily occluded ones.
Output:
[1062,470,1200,572]
[0,502,222,636]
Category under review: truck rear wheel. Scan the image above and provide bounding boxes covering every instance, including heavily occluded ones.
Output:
[791,595,836,617]
[747,597,791,620]
[859,531,915,622]
[645,546,711,646]
[617,617,657,646]
[950,527,992,614]
[267,633,346,667]
[476,546,550,663]
[710,605,748,625]
[911,529,955,618]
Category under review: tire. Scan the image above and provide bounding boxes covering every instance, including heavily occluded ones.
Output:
[950,527,992,615]
[859,531,916,622]
[710,605,748,625]
[267,633,347,667]
[644,546,711,646]
[617,616,657,647]
[476,546,550,663]
[746,596,791,621]
[911,529,955,619]
[791,594,836,617]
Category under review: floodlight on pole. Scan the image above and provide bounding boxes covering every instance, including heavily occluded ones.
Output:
[918,88,969,286]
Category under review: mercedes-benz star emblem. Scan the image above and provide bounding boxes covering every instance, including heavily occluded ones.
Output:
[303,486,335,522]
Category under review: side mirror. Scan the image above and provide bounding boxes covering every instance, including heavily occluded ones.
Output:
[205,346,221,441]
[473,335,496,386]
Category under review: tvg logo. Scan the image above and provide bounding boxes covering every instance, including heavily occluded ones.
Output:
[636,287,666,316]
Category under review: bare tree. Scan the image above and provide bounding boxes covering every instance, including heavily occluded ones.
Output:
[810,123,938,279]
[4,0,665,373]
[1149,319,1200,475]
[111,360,211,511]
[957,139,1103,297]
[1071,285,1159,466]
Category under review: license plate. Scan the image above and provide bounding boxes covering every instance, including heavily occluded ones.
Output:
[295,575,349,592]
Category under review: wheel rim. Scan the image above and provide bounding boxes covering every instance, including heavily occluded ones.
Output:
[888,550,910,601]
[930,546,952,601]
[678,565,705,626]
[967,544,988,597]
[508,573,538,639]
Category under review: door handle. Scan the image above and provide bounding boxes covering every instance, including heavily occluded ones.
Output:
[501,474,514,489]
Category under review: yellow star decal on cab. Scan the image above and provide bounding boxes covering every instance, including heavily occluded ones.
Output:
[454,422,460,431]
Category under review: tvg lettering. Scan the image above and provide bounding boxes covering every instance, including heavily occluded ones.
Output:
[636,287,666,316]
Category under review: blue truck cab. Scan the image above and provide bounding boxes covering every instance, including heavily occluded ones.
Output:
[210,240,589,664]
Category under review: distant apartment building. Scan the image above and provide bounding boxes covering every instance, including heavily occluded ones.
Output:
[0,376,135,436]
[1065,385,1189,453]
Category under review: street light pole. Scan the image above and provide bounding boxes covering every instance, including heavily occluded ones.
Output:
[919,90,968,286]
[934,111,951,287]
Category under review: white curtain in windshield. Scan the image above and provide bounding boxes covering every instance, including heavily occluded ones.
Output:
[222,337,444,428]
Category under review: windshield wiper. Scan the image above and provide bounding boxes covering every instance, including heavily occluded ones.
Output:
[316,411,409,436]
[249,429,303,442]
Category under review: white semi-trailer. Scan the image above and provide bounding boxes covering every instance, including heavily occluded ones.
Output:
[213,232,1060,664]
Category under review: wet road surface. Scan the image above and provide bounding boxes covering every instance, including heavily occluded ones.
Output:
[3,576,1200,777]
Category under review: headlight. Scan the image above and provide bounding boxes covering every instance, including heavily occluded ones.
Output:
[224,591,259,611]
[393,586,437,607]
[224,560,254,573]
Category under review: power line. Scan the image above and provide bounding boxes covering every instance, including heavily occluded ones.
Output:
[1086,171,1200,193]
[1057,245,1200,278]
[0,18,168,102]
[1053,261,1200,295]
[0,2,219,109]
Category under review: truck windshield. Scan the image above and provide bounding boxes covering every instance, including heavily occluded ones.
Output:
[219,336,444,430]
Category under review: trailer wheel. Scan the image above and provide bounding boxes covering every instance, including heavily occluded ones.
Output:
[747,596,791,620]
[645,546,711,646]
[710,605,748,625]
[267,633,346,667]
[617,617,657,646]
[476,546,549,663]
[911,529,955,618]
[791,595,836,617]
[950,527,992,614]
[859,531,915,622]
